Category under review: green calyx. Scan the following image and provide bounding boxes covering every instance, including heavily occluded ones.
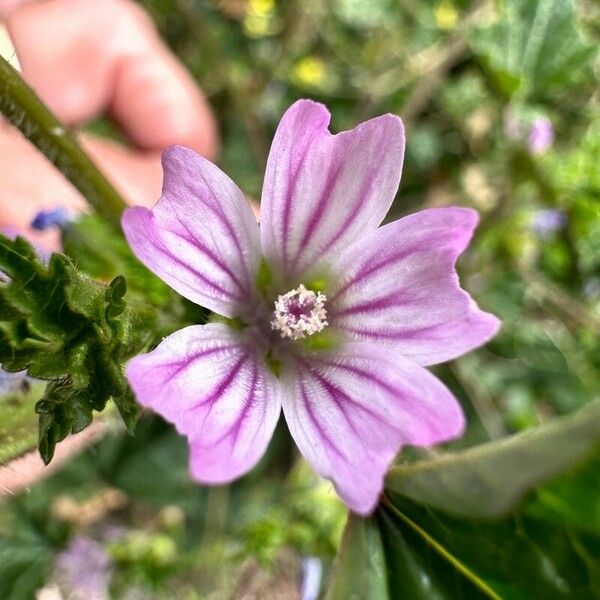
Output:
[255,259,273,298]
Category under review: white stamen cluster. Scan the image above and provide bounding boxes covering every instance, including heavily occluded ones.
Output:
[271,284,328,340]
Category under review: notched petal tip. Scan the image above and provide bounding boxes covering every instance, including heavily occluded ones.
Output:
[284,98,332,128]
[425,206,481,257]
[469,305,503,347]
[449,205,480,249]
[120,143,262,316]
[352,111,405,140]
[261,100,407,282]
[160,143,199,172]
[121,204,151,235]
[159,144,216,197]
[330,205,499,365]
[160,143,184,163]
[286,100,406,152]
[339,479,385,517]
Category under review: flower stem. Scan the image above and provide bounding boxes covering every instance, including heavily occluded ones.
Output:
[0,55,126,229]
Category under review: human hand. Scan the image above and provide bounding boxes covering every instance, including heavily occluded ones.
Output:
[0,0,218,246]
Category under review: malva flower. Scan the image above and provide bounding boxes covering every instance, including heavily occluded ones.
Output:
[122,100,500,515]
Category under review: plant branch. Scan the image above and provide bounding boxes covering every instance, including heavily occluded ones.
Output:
[521,268,600,334]
[400,1,492,127]
[0,55,126,228]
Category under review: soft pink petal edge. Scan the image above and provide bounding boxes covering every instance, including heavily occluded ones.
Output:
[122,146,261,318]
[281,341,465,515]
[329,207,501,366]
[126,323,282,484]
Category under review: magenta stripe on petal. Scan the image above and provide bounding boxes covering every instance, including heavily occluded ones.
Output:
[122,146,261,318]
[186,353,248,412]
[281,341,464,515]
[329,207,501,366]
[260,100,405,283]
[126,323,282,484]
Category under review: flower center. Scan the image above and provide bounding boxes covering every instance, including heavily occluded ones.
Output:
[271,284,328,340]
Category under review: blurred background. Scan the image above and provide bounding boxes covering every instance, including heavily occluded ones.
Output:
[1,0,600,598]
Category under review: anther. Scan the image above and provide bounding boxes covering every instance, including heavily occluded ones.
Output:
[271,284,328,340]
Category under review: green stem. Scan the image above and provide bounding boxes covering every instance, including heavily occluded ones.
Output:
[0,55,126,228]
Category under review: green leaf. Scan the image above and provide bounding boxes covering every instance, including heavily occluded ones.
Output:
[0,536,52,600]
[61,214,173,308]
[0,471,69,600]
[329,402,600,598]
[0,381,45,464]
[331,460,600,599]
[470,0,596,99]
[99,417,201,508]
[35,380,94,464]
[377,488,599,599]
[327,515,389,600]
[0,233,142,464]
[527,453,600,534]
[376,504,495,600]
[386,399,600,518]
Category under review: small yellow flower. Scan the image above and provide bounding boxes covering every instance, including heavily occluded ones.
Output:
[435,0,459,30]
[248,0,275,15]
[243,0,275,38]
[293,56,326,88]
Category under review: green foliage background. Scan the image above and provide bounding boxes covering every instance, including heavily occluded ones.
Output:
[1,0,600,598]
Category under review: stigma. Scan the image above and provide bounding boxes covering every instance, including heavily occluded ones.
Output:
[271,284,328,340]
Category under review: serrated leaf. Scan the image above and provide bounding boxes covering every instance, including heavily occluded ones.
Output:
[0,380,45,464]
[0,233,144,463]
[61,214,208,341]
[63,270,111,321]
[112,391,140,435]
[61,214,173,307]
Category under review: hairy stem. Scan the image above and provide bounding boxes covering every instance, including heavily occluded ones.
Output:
[0,55,126,228]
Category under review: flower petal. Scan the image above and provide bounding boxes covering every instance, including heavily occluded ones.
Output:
[329,207,500,366]
[126,323,281,483]
[260,99,405,283]
[281,342,464,515]
[122,145,261,317]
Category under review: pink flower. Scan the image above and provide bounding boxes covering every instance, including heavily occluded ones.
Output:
[528,116,554,154]
[122,100,500,515]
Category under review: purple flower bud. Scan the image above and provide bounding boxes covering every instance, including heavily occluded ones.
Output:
[30,207,71,231]
[531,209,567,238]
[528,117,554,154]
